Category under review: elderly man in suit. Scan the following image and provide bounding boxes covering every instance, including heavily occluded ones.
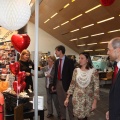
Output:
[106,37,120,120]
[52,45,74,120]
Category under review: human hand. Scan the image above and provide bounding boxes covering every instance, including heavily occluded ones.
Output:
[106,111,109,120]
[46,74,51,78]
[91,102,97,111]
[26,72,31,76]
[64,98,69,107]
[51,86,55,92]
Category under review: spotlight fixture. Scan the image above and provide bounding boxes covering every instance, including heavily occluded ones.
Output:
[53,26,60,30]
[87,43,97,45]
[70,38,77,41]
[108,29,120,33]
[85,4,101,13]
[97,17,114,24]
[84,50,93,51]
[50,13,58,18]
[95,49,105,51]
[79,36,89,39]
[71,14,82,21]
[81,24,94,29]
[77,44,85,46]
[61,21,69,26]
[70,29,79,32]
[44,19,50,23]
[91,33,104,37]
[100,41,109,44]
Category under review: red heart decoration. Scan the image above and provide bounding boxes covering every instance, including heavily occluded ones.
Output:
[11,34,30,53]
[100,0,115,6]
[9,62,20,75]
[13,81,26,93]
[20,82,26,92]
[17,71,26,84]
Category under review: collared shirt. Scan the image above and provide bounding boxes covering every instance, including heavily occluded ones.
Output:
[58,55,65,79]
[117,61,120,69]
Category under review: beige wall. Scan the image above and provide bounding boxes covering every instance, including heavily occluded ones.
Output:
[27,22,79,60]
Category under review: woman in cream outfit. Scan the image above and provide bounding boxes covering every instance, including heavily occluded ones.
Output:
[64,52,99,120]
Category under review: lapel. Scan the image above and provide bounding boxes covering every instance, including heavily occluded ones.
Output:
[56,59,59,71]
[111,69,120,92]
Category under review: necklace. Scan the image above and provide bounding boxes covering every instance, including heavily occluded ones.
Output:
[76,68,94,88]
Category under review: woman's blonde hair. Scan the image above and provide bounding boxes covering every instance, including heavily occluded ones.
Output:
[19,49,30,61]
[48,55,56,62]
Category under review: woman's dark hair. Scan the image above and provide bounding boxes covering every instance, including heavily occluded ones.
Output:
[79,52,93,69]
[55,45,65,54]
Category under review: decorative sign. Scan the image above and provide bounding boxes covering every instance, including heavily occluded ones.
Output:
[33,96,44,110]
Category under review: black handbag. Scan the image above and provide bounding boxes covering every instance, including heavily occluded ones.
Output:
[3,92,32,112]
[49,84,57,94]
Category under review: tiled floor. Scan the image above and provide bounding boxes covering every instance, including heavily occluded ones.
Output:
[37,78,110,120]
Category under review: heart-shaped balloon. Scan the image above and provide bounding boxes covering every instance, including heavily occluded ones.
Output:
[13,81,26,93]
[100,0,115,6]
[9,62,20,75]
[17,71,26,84]
[20,82,26,92]
[11,34,30,52]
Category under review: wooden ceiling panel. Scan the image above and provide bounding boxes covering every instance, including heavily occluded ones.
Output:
[30,0,120,55]
[43,0,70,12]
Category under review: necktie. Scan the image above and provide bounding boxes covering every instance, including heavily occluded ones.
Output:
[112,65,118,84]
[58,59,62,80]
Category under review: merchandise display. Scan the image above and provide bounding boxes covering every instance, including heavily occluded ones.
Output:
[0,40,31,113]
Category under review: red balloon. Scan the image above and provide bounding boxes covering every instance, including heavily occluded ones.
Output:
[100,0,115,6]
[21,82,26,92]
[9,62,20,75]
[13,81,26,93]
[11,34,30,52]
[17,71,26,84]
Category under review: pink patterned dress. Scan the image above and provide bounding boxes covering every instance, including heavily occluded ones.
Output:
[67,68,99,119]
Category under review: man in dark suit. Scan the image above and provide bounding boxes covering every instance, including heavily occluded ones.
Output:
[106,37,120,120]
[52,45,74,120]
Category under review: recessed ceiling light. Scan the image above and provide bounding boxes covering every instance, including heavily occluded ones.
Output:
[95,49,105,51]
[79,36,89,39]
[50,13,58,18]
[84,50,93,51]
[53,26,60,29]
[71,0,75,2]
[108,29,120,33]
[64,3,70,8]
[81,24,94,29]
[44,19,50,23]
[71,14,82,21]
[61,21,69,26]
[77,44,85,46]
[70,29,79,32]
[85,4,101,13]
[87,43,97,45]
[70,38,77,41]
[91,33,104,37]
[97,17,114,24]
[100,41,109,44]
